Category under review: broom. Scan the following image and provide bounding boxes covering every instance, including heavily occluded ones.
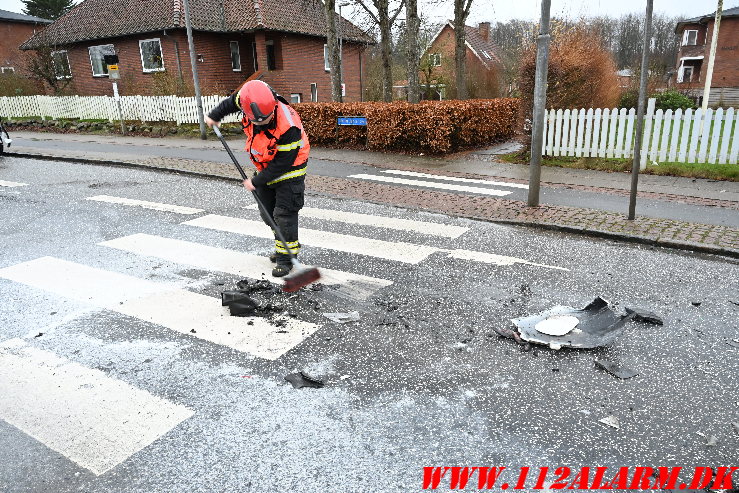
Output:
[213,125,320,292]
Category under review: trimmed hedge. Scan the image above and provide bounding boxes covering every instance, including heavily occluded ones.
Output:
[293,99,519,154]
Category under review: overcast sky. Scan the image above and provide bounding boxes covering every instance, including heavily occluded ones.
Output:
[2,0,733,23]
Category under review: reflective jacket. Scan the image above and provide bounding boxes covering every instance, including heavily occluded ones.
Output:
[242,101,310,185]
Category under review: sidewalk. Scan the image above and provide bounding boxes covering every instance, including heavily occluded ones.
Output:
[5,130,738,257]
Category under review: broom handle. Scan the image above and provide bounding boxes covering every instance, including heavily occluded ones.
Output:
[212,125,297,263]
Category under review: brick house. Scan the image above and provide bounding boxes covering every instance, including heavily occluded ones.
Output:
[674,6,739,107]
[0,9,51,76]
[20,0,373,102]
[420,21,501,99]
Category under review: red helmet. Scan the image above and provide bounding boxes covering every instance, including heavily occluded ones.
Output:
[239,80,277,123]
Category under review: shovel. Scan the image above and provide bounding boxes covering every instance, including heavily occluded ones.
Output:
[212,125,320,292]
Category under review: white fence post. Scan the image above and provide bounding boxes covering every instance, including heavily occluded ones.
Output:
[639,98,656,170]
[718,107,734,164]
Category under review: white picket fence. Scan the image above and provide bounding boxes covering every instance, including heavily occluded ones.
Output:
[543,99,739,165]
[0,94,241,125]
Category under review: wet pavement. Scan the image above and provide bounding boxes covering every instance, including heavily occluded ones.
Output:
[0,156,737,492]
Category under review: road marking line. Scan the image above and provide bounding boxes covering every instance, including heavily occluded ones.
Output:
[446,249,569,271]
[381,170,529,189]
[86,195,204,215]
[246,204,468,238]
[182,214,438,264]
[0,257,319,360]
[0,180,28,187]
[346,174,513,196]
[0,338,193,475]
[100,233,393,297]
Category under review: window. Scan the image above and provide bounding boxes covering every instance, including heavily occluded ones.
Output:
[230,41,241,71]
[310,83,317,102]
[266,40,277,70]
[324,44,330,71]
[681,66,694,83]
[429,53,441,66]
[0,67,14,74]
[51,50,72,79]
[88,44,115,77]
[139,38,164,72]
[290,93,302,104]
[682,29,698,46]
[252,42,258,71]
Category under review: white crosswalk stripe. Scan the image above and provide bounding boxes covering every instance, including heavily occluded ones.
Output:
[100,233,393,299]
[0,257,319,360]
[0,338,193,475]
[183,214,439,264]
[346,173,513,196]
[381,169,529,189]
[0,180,28,187]
[183,214,567,271]
[246,204,468,238]
[86,195,204,215]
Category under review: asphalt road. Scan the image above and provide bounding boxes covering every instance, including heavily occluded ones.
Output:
[9,132,739,228]
[1,156,738,492]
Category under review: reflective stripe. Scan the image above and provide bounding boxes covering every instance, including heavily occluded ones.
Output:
[266,167,306,185]
[275,240,300,254]
[250,148,262,156]
[276,139,303,152]
[279,102,295,126]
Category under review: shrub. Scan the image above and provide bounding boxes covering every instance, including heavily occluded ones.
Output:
[293,99,519,154]
[0,73,43,97]
[618,89,639,109]
[653,90,695,111]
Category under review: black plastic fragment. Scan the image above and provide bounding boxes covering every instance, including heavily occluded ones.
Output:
[594,359,638,379]
[624,307,663,325]
[284,371,324,389]
[221,291,260,316]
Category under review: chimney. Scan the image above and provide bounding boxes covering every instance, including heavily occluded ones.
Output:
[478,22,490,41]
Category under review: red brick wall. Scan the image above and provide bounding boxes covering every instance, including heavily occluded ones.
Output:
[47,28,365,100]
[0,20,46,76]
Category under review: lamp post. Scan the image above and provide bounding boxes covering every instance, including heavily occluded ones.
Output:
[338,2,350,102]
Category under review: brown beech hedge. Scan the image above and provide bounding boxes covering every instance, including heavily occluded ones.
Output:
[293,99,519,154]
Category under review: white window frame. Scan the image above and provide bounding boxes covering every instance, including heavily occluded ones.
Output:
[1,67,15,74]
[88,44,114,77]
[682,29,698,46]
[51,50,72,79]
[310,82,317,102]
[139,38,165,73]
[230,41,241,71]
[324,44,330,71]
[290,93,302,103]
[429,53,441,66]
[682,66,694,83]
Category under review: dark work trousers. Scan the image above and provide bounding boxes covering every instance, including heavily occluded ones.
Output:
[253,177,305,265]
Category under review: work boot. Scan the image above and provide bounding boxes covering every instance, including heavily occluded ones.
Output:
[272,263,293,277]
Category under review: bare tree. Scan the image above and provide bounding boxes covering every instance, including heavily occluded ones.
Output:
[452,0,473,99]
[354,0,405,102]
[405,0,420,102]
[324,0,343,101]
[25,40,72,95]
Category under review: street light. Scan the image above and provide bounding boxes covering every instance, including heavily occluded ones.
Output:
[338,2,351,102]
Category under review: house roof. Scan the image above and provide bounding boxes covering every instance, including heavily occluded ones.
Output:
[21,0,373,49]
[427,21,500,70]
[0,8,52,24]
[675,6,739,32]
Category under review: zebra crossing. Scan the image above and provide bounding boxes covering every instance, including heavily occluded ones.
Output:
[0,179,28,187]
[0,190,567,476]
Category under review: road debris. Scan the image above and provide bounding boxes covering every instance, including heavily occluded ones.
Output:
[323,311,360,323]
[511,297,632,349]
[624,307,663,325]
[221,279,284,317]
[732,422,739,435]
[534,315,579,336]
[599,415,620,429]
[34,332,43,338]
[696,431,717,447]
[284,371,324,389]
[594,359,638,379]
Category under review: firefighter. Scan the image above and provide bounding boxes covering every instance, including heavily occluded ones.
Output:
[205,80,309,277]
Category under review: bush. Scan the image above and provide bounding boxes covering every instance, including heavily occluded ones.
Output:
[618,89,639,109]
[653,90,695,111]
[0,73,43,97]
[293,99,519,154]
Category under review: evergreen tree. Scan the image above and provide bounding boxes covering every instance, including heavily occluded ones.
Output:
[22,0,75,21]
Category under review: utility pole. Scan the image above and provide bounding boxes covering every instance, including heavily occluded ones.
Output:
[338,2,350,102]
[182,0,207,140]
[627,0,653,220]
[701,0,722,114]
[527,0,551,207]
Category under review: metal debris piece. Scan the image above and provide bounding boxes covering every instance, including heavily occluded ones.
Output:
[599,415,620,429]
[624,307,664,325]
[284,371,324,389]
[512,297,632,349]
[535,315,579,336]
[594,359,638,379]
[322,311,360,323]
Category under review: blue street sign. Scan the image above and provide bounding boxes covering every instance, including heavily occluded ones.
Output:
[337,116,367,126]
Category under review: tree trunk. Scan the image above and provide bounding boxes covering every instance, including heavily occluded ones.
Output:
[453,0,470,100]
[405,0,420,103]
[378,1,393,102]
[324,0,343,102]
